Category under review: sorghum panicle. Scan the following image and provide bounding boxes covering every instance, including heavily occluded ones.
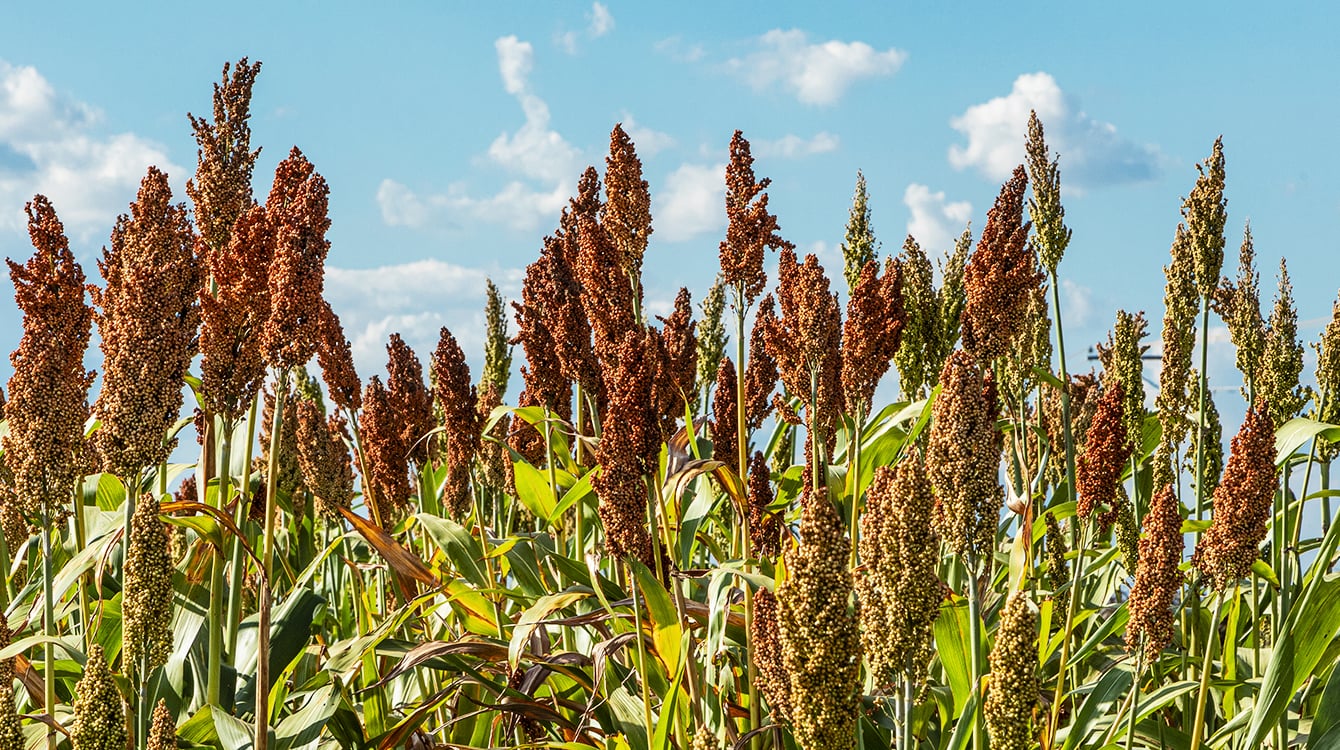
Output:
[91,167,202,478]
[841,259,906,415]
[1126,482,1184,660]
[961,165,1040,362]
[751,588,792,724]
[1025,111,1072,274]
[431,327,482,518]
[856,457,941,690]
[711,358,739,476]
[1044,512,1069,590]
[1186,137,1228,298]
[693,276,727,414]
[937,227,972,358]
[124,494,174,676]
[1155,224,1199,449]
[1113,487,1140,573]
[747,450,780,560]
[893,235,938,399]
[654,288,697,430]
[594,330,659,567]
[260,147,331,371]
[1316,290,1340,459]
[481,278,514,397]
[146,699,177,750]
[187,57,261,257]
[257,378,305,502]
[1187,372,1225,499]
[0,687,20,750]
[358,376,411,525]
[5,196,95,527]
[71,644,125,750]
[575,214,637,366]
[602,123,652,282]
[985,591,1039,750]
[1214,224,1266,400]
[839,170,877,293]
[777,488,860,750]
[316,300,362,413]
[1096,309,1149,452]
[294,398,355,520]
[744,295,780,429]
[720,130,792,307]
[1259,259,1304,426]
[767,248,842,452]
[1195,400,1277,590]
[199,204,273,422]
[511,251,574,453]
[1075,383,1131,525]
[926,350,1002,564]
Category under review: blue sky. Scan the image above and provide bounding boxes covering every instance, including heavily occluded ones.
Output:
[1,2,1337,422]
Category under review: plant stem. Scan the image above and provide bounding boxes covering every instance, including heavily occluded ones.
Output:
[40,511,55,750]
[256,367,290,750]
[1188,593,1226,750]
[227,396,260,657]
[629,559,655,738]
[207,418,231,707]
[732,287,762,744]
[1124,637,1146,750]
[966,553,985,750]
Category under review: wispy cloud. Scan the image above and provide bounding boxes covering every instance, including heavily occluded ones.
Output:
[753,132,840,159]
[0,60,182,243]
[619,114,675,156]
[588,3,614,37]
[726,30,906,106]
[903,183,972,253]
[948,72,1162,189]
[654,162,725,243]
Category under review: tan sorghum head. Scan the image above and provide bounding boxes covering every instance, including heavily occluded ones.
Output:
[316,300,361,413]
[187,58,262,258]
[5,196,95,527]
[747,450,781,561]
[602,123,652,282]
[71,644,125,750]
[91,167,202,478]
[385,333,435,467]
[985,591,1039,750]
[0,686,21,750]
[751,588,792,725]
[1044,512,1069,591]
[146,699,177,750]
[1259,259,1304,427]
[1213,223,1266,400]
[431,326,482,519]
[1317,290,1340,460]
[841,258,907,415]
[720,130,792,307]
[1195,399,1277,590]
[1156,224,1200,449]
[711,357,739,476]
[961,165,1041,362]
[1075,383,1132,524]
[261,147,331,371]
[937,226,973,359]
[1113,486,1140,574]
[1186,137,1228,300]
[893,235,939,400]
[744,294,780,430]
[1026,111,1072,274]
[294,397,354,521]
[1096,309,1149,452]
[199,203,272,423]
[124,494,173,677]
[1126,482,1184,660]
[777,488,860,750]
[856,457,941,690]
[927,349,1003,565]
[1186,373,1225,500]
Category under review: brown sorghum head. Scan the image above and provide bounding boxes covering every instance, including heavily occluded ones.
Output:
[358,376,411,526]
[123,494,173,677]
[1186,137,1228,300]
[1126,482,1184,660]
[602,123,652,283]
[894,235,940,399]
[841,258,907,415]
[575,214,637,367]
[1259,260,1304,427]
[91,167,202,478]
[744,295,780,430]
[539,234,601,403]
[840,170,877,293]
[1075,383,1132,523]
[747,450,780,561]
[985,591,1039,750]
[654,288,698,430]
[1026,111,1072,274]
[594,330,660,567]
[751,588,792,725]
[1156,224,1199,449]
[856,457,941,690]
[693,276,727,415]
[720,130,792,307]
[261,147,331,370]
[146,699,177,750]
[384,333,435,467]
[431,326,482,518]
[1195,400,1277,590]
[71,644,125,750]
[199,203,272,422]
[711,357,739,476]
[5,196,95,527]
[1214,224,1266,400]
[316,300,361,413]
[961,165,1040,362]
[777,488,860,750]
[187,58,262,257]
[1096,309,1149,452]
[927,349,1003,565]
[512,252,574,434]
[1044,512,1069,590]
[294,397,354,521]
[768,248,843,455]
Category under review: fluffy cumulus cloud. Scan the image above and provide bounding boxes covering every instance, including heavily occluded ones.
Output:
[0,60,182,241]
[654,162,725,243]
[378,36,581,232]
[753,132,840,159]
[727,29,906,106]
[948,72,1161,189]
[904,183,972,254]
[324,259,523,376]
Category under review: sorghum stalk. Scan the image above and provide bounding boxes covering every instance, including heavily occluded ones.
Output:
[256,366,290,750]
[225,397,260,657]
[1188,594,1227,750]
[207,419,230,706]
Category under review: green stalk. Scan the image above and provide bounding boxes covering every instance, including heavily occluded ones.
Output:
[474,483,506,641]
[1188,593,1226,750]
[137,655,150,750]
[966,552,985,750]
[849,408,863,570]
[731,287,762,745]
[256,367,290,750]
[1123,637,1146,750]
[40,510,55,750]
[207,420,232,707]
[629,559,655,738]
[227,396,261,656]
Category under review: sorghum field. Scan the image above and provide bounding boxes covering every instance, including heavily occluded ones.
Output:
[1,58,1337,750]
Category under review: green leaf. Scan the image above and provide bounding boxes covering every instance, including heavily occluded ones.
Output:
[275,682,341,750]
[933,594,972,716]
[510,459,557,521]
[509,591,590,670]
[1245,573,1340,747]
[1274,417,1340,465]
[1062,666,1131,750]
[1308,655,1340,748]
[630,559,682,679]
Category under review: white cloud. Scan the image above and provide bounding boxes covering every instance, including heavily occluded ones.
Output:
[948,72,1162,189]
[655,162,725,243]
[903,183,972,253]
[325,260,523,375]
[654,36,705,63]
[495,36,532,96]
[619,114,675,156]
[588,3,614,37]
[1060,278,1093,327]
[377,178,570,232]
[488,37,581,184]
[727,29,906,106]
[0,60,182,241]
[754,132,840,159]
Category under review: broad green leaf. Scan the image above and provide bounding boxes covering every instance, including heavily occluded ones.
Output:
[631,559,682,679]
[1275,417,1340,465]
[1245,573,1340,747]
[275,682,340,750]
[933,594,972,715]
[1310,664,1340,749]
[510,459,557,521]
[1062,666,1131,750]
[509,591,590,670]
